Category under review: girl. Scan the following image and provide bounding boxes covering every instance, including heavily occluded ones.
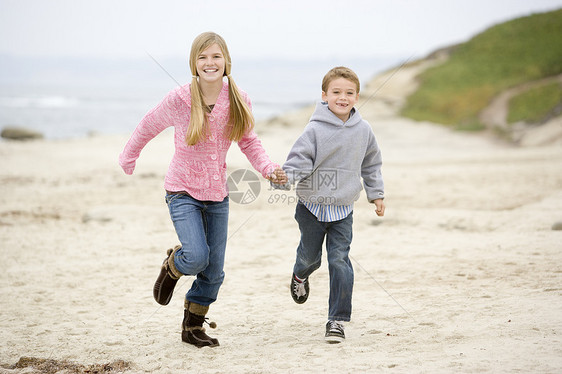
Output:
[119,32,287,348]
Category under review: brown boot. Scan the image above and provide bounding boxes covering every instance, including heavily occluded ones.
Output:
[182,301,219,347]
[153,245,183,305]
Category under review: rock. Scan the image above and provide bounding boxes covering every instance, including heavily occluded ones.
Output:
[552,221,562,231]
[1,126,44,141]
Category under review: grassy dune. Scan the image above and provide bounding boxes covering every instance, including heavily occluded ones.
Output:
[402,9,562,130]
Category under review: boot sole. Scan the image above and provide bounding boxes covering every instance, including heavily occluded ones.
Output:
[153,248,179,305]
[153,265,178,305]
[182,330,220,348]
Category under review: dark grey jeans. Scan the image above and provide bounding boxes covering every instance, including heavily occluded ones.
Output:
[293,202,354,321]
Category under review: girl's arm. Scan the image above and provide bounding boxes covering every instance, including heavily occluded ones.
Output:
[237,130,279,178]
[119,91,179,174]
[235,94,280,178]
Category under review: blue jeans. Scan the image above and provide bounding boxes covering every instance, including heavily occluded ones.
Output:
[293,202,354,322]
[165,193,229,306]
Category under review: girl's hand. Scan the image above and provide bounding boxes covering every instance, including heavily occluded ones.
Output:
[373,198,385,216]
[267,167,288,184]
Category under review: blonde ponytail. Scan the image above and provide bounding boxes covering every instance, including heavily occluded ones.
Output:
[226,75,255,142]
[185,76,207,145]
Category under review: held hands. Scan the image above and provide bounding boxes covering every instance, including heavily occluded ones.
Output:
[373,198,385,216]
[266,167,288,185]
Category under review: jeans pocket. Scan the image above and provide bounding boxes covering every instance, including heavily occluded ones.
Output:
[165,193,184,205]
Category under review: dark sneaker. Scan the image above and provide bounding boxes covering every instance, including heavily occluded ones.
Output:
[325,321,345,343]
[290,273,309,304]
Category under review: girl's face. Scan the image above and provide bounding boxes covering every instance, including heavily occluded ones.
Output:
[321,77,359,122]
[196,43,226,85]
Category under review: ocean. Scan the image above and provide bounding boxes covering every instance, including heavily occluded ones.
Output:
[0,55,403,139]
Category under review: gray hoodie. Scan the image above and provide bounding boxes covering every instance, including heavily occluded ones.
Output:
[282,101,384,206]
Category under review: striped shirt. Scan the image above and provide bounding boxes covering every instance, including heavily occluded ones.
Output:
[302,201,353,222]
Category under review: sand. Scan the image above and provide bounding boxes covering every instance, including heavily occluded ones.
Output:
[1,61,562,374]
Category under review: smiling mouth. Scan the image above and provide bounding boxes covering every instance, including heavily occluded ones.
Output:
[204,68,219,73]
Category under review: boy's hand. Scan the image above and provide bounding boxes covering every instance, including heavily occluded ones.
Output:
[373,198,385,216]
[267,167,288,185]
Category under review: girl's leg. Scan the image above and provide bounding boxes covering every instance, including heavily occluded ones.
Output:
[293,202,326,279]
[154,194,209,306]
[165,194,227,347]
[167,194,211,277]
[185,196,229,306]
[325,212,354,322]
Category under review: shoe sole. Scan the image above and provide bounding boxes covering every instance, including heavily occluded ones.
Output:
[292,296,308,304]
[325,335,345,344]
[291,274,309,304]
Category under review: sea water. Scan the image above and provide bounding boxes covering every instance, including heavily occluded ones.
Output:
[0,55,402,139]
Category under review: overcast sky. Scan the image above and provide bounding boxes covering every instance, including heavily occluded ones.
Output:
[1,0,561,62]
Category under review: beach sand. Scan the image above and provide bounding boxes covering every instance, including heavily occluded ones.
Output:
[1,61,562,373]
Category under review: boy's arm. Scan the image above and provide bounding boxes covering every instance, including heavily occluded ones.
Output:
[361,130,385,202]
[283,131,315,185]
[373,198,385,216]
[270,131,315,190]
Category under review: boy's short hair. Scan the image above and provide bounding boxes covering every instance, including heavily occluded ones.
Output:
[322,66,360,93]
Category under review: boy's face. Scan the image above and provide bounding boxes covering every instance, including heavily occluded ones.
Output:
[322,77,359,122]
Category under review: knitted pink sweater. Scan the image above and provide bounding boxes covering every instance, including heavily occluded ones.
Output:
[119,81,278,201]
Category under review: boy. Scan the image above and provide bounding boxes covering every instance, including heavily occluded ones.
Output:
[280,66,385,343]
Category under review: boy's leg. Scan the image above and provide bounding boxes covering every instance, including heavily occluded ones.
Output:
[325,212,354,322]
[293,202,326,279]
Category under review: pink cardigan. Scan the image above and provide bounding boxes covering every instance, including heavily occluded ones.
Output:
[119,81,278,201]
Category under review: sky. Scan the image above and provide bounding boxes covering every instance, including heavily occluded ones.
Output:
[1,0,561,62]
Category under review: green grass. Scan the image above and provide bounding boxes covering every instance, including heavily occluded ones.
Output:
[401,8,562,129]
[507,81,562,124]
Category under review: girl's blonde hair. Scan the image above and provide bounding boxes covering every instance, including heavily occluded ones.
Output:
[186,32,255,146]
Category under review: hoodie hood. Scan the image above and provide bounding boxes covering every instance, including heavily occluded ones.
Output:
[309,101,362,128]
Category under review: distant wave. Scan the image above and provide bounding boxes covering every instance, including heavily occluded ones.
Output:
[0,95,79,109]
[0,54,404,138]
[251,100,312,108]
